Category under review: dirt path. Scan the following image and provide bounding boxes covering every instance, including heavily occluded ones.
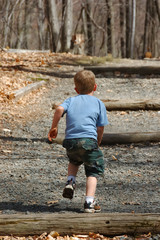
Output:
[0,55,160,217]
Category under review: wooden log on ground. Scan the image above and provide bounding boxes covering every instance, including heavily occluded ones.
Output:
[51,132,160,145]
[52,99,160,111]
[102,99,160,111]
[102,132,160,144]
[7,81,47,100]
[84,66,160,76]
[0,213,159,236]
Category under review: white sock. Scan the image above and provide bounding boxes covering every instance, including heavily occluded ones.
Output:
[85,196,94,203]
[67,175,76,183]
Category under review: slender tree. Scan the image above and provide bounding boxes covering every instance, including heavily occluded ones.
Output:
[38,0,46,50]
[130,0,136,58]
[61,0,73,52]
[46,0,60,52]
[85,0,94,56]
[125,0,132,57]
[119,0,126,58]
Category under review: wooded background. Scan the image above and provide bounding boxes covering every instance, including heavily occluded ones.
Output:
[0,0,160,59]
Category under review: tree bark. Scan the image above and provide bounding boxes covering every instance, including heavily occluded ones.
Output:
[82,4,88,54]
[46,0,60,52]
[130,0,136,59]
[3,0,10,47]
[125,0,132,57]
[119,0,126,58]
[85,0,94,56]
[17,0,29,49]
[155,0,160,23]
[0,213,159,236]
[143,0,158,57]
[106,0,112,54]
[61,0,73,52]
[38,0,46,50]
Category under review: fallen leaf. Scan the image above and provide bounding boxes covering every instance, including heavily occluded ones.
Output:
[120,111,127,115]
[2,150,12,153]
[49,231,59,238]
[47,200,59,205]
[112,155,118,161]
[46,235,55,240]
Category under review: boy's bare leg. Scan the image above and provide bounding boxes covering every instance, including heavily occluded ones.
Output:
[84,176,101,212]
[86,176,97,197]
[68,162,79,177]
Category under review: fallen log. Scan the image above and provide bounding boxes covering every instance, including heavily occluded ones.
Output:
[0,213,159,236]
[52,99,160,111]
[102,132,160,144]
[84,66,160,76]
[7,81,47,100]
[102,99,160,111]
[51,132,160,145]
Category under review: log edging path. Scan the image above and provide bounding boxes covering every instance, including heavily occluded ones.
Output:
[84,66,160,76]
[51,132,160,145]
[0,213,160,236]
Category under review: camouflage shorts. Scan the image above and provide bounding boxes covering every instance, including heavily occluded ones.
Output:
[63,138,104,177]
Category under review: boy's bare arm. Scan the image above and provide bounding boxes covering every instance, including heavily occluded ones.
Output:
[48,106,64,141]
[97,126,104,145]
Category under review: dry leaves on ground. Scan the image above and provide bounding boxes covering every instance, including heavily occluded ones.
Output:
[0,231,158,240]
[0,51,79,102]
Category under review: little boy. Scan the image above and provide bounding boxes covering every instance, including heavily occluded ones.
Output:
[48,70,108,213]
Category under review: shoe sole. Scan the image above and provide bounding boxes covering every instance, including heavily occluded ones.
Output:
[62,186,74,199]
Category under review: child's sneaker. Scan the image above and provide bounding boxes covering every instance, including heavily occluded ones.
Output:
[62,180,76,199]
[84,201,101,213]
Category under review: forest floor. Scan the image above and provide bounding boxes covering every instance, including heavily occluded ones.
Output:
[0,51,160,240]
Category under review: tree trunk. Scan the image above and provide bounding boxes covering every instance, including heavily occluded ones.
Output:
[110,0,115,57]
[61,0,73,52]
[143,0,158,57]
[130,0,136,59]
[3,0,10,47]
[125,0,132,57]
[47,0,60,52]
[119,0,126,58]
[86,0,94,56]
[16,0,29,49]
[38,0,46,50]
[0,213,159,237]
[82,4,88,54]
[16,1,25,49]
[143,0,149,55]
[155,0,160,23]
[106,0,112,54]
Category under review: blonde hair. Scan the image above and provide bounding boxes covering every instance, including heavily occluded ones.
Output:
[74,70,95,94]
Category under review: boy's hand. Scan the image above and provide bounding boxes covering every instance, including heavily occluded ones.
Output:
[48,127,58,142]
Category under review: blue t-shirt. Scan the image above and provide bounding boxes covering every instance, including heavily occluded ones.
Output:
[60,95,108,140]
